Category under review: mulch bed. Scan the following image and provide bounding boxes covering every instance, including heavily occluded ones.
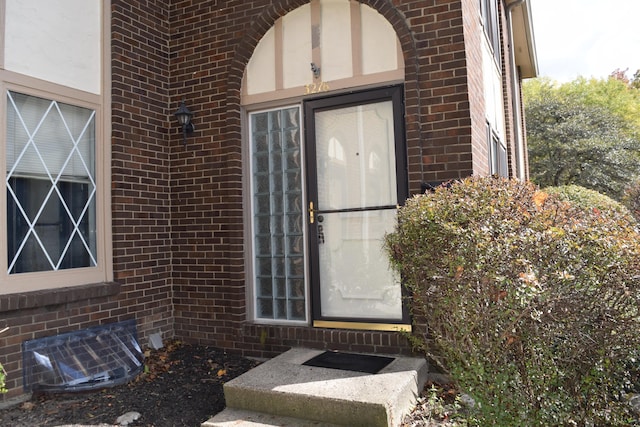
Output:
[0,341,260,427]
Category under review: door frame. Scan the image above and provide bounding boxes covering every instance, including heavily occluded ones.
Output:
[303,85,410,329]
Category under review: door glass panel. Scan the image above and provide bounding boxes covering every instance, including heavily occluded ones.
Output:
[315,101,397,210]
[318,209,402,319]
[251,107,306,322]
[313,97,403,321]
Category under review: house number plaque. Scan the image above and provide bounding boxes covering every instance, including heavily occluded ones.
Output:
[304,81,330,95]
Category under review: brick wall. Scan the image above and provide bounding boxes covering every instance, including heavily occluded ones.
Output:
[0,0,511,399]
[464,0,524,179]
[0,284,121,398]
[110,0,174,341]
[0,0,175,400]
[167,0,268,349]
[167,0,476,358]
[406,0,476,184]
[498,0,518,178]
[462,0,490,176]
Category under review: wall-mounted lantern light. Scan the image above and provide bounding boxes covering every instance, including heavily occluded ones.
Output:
[174,100,194,145]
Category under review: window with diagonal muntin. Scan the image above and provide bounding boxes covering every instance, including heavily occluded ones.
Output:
[6,91,96,274]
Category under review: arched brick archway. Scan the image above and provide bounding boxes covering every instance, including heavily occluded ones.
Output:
[219,0,427,344]
[224,0,423,192]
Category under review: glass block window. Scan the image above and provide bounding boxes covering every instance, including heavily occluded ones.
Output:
[6,91,96,274]
[250,107,306,321]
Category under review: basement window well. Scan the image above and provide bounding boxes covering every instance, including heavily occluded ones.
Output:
[22,319,144,392]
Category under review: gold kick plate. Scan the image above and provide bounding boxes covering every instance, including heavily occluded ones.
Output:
[313,320,412,332]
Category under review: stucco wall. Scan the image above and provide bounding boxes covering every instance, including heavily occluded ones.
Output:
[4,0,102,94]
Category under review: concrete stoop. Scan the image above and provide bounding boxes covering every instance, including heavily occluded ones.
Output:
[202,348,428,427]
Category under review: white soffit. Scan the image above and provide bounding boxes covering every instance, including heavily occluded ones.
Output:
[511,0,538,78]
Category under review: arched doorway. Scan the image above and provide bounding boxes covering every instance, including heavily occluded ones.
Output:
[243,0,409,331]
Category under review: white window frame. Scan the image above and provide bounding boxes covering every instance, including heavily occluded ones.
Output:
[245,104,310,326]
[480,0,501,67]
[0,0,111,294]
[488,122,508,177]
[0,79,111,295]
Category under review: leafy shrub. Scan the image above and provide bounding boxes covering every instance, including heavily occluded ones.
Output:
[0,327,7,393]
[546,184,636,224]
[385,176,640,426]
[0,364,5,394]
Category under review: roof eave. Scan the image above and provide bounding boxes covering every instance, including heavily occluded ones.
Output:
[510,0,539,79]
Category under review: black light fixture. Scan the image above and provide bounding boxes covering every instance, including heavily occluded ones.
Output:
[174,100,194,145]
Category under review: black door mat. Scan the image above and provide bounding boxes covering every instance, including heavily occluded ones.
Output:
[302,351,394,374]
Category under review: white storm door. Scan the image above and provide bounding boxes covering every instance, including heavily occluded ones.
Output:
[305,87,408,327]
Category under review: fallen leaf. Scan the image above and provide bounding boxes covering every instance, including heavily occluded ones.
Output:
[217,369,227,377]
[505,335,518,346]
[21,401,36,411]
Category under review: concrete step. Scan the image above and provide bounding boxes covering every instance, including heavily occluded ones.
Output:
[203,407,339,426]
[202,348,427,427]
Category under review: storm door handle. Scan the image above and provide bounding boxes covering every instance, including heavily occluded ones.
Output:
[308,201,315,224]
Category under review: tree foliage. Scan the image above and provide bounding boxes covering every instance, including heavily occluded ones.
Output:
[523,77,640,199]
[610,68,640,91]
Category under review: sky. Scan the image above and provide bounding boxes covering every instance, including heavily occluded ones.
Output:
[530,0,640,82]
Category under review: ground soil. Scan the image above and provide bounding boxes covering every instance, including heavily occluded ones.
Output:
[0,341,440,427]
[0,341,259,427]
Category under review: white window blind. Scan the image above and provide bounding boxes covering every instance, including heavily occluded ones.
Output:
[7,91,95,180]
[6,90,97,273]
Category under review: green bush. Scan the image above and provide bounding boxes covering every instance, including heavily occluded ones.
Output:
[0,364,5,394]
[546,184,636,224]
[385,176,640,426]
[0,327,7,393]
[0,327,9,394]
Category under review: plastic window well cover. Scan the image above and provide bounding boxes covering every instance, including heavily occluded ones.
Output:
[22,319,144,393]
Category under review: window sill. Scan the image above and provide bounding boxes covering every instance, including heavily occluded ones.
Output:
[0,282,120,313]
